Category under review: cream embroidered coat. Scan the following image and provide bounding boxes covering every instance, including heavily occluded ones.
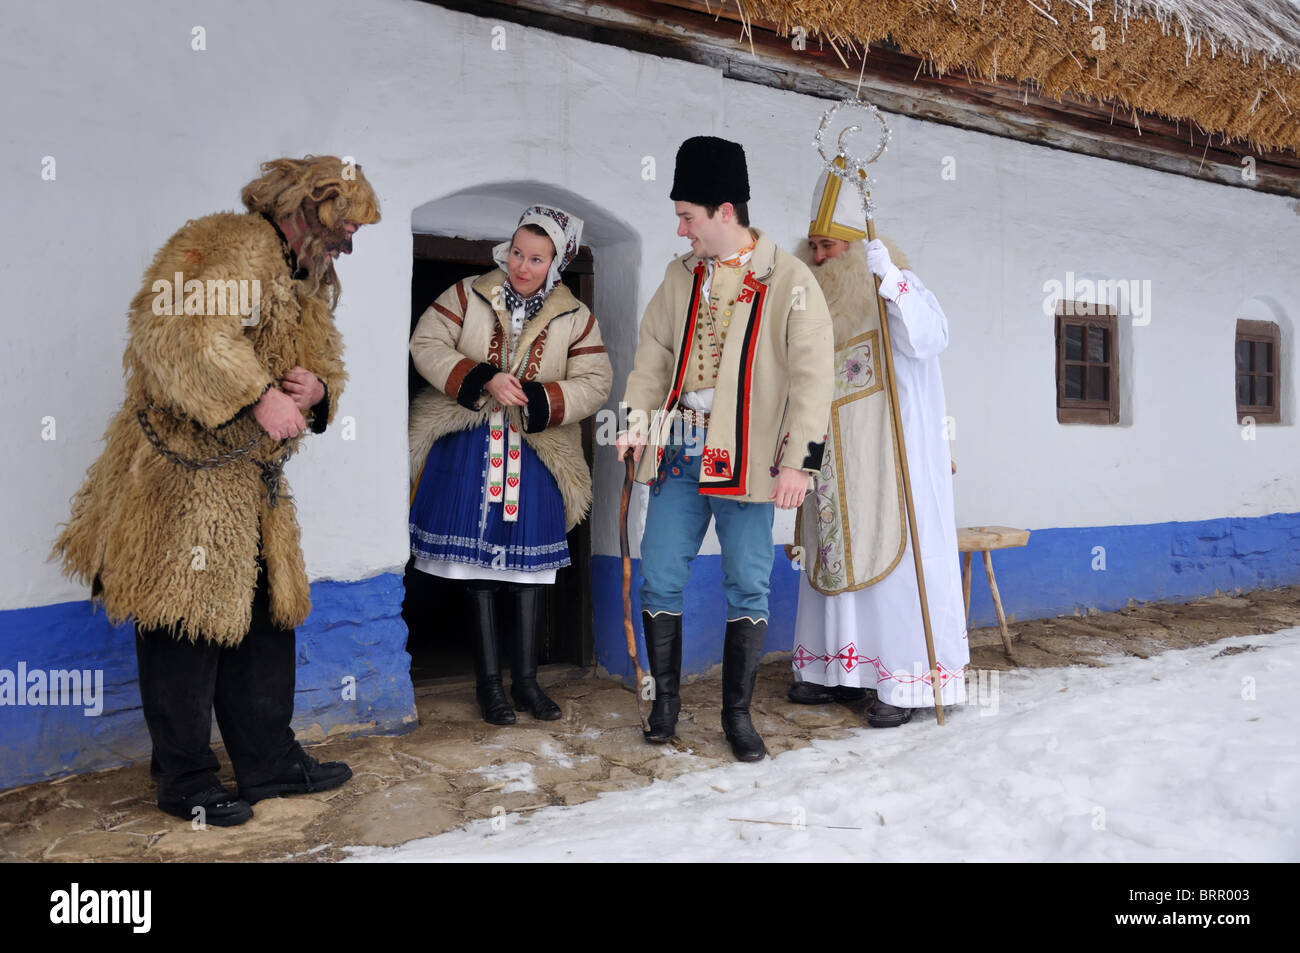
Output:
[622,230,834,502]
[408,270,612,531]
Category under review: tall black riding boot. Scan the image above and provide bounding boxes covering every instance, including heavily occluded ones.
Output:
[721,618,767,762]
[466,583,516,725]
[642,611,682,743]
[509,583,561,720]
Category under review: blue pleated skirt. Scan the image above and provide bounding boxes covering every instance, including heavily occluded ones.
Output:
[409,423,570,572]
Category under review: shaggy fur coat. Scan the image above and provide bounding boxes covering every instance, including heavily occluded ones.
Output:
[408,270,612,532]
[53,212,345,646]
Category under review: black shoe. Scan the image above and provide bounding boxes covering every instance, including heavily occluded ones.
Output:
[787,681,834,704]
[642,611,682,743]
[788,682,870,705]
[467,585,516,725]
[509,584,561,720]
[239,751,352,804]
[832,686,870,703]
[866,699,914,728]
[722,618,767,762]
[158,784,253,827]
[512,681,561,720]
[477,683,517,725]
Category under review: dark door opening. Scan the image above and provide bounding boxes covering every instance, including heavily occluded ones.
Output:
[403,234,596,684]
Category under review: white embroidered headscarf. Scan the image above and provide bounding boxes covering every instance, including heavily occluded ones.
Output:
[492,205,584,316]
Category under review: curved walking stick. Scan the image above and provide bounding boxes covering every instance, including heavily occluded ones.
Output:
[621,449,649,731]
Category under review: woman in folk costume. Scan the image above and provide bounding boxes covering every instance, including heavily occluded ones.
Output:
[790,163,968,727]
[408,205,611,726]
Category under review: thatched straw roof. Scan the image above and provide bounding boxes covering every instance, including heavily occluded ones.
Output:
[735,0,1300,152]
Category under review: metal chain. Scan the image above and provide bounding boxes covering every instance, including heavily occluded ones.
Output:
[136,404,263,469]
[135,402,296,508]
[258,455,291,509]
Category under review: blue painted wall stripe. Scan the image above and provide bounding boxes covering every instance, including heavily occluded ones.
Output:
[591,511,1300,682]
[0,573,415,791]
[4,512,1296,790]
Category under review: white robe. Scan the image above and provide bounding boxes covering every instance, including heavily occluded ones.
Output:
[792,268,968,707]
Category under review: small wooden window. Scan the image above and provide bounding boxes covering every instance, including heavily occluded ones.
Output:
[1236,319,1280,424]
[1056,303,1119,424]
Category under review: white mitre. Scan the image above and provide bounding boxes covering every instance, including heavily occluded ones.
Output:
[808,156,868,241]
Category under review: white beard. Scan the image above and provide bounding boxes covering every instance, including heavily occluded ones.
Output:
[795,237,911,348]
[795,240,876,349]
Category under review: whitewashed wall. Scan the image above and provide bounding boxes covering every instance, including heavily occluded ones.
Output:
[3,0,1298,612]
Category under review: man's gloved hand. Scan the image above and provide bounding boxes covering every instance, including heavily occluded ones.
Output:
[866,238,907,300]
[866,238,893,277]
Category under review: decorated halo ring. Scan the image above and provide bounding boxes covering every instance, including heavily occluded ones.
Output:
[812,98,891,216]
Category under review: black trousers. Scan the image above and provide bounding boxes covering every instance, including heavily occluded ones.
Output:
[134,563,301,798]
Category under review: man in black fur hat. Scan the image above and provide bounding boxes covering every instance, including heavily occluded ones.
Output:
[617,136,834,761]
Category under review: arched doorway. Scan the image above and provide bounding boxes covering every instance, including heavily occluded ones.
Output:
[403,182,640,686]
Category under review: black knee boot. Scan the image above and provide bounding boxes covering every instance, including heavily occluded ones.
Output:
[509,583,561,720]
[722,618,767,762]
[466,583,516,725]
[642,611,682,743]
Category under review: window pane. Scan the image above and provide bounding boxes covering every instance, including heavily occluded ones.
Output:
[1087,365,1109,401]
[1064,364,1084,399]
[1254,341,1272,373]
[1236,338,1251,371]
[1087,326,1107,363]
[1256,374,1273,408]
[1237,373,1251,405]
[1065,325,1083,362]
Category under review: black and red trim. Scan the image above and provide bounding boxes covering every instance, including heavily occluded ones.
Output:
[659,263,706,421]
[700,271,766,497]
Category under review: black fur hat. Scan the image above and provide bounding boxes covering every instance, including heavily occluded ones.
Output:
[669,136,750,206]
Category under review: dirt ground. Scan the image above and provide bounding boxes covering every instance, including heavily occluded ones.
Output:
[3,586,1297,863]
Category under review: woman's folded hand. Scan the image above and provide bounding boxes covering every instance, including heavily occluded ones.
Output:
[485,372,528,407]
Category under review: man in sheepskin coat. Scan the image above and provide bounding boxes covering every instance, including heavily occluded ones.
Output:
[53,156,381,826]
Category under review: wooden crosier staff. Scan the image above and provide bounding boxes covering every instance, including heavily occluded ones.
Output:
[814,100,946,726]
[621,449,649,731]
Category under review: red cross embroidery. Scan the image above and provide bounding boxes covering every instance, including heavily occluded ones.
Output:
[791,644,820,670]
[835,643,861,672]
[895,279,909,297]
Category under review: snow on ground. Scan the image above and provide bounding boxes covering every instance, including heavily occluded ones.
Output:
[346,629,1300,862]
[469,762,538,795]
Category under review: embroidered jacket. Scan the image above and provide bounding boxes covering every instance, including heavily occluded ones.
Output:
[622,229,834,502]
[408,269,612,530]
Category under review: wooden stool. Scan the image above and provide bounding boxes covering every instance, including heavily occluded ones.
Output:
[957,526,1030,660]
